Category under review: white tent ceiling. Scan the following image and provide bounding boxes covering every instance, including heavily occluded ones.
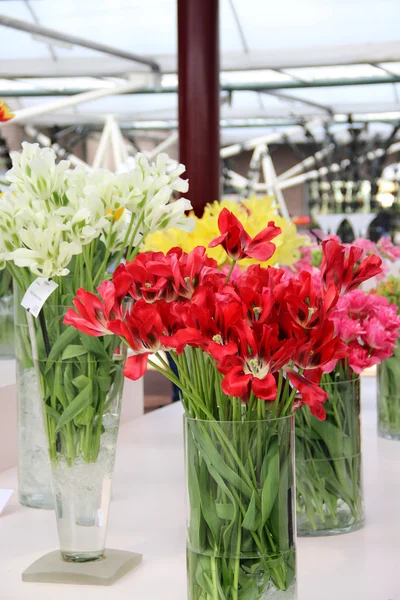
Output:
[1,0,400,144]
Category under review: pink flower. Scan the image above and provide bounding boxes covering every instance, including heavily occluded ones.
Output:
[347,345,378,373]
[377,237,400,262]
[332,315,364,343]
[326,289,400,375]
[350,238,379,257]
[364,317,396,349]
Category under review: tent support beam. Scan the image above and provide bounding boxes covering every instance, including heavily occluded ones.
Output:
[0,15,160,72]
[2,75,400,97]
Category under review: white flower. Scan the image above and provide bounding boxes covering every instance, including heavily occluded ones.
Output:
[9,220,82,278]
[6,142,70,202]
[1,143,192,279]
[144,194,194,234]
[155,153,189,194]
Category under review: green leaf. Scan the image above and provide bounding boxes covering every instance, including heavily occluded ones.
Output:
[191,424,253,499]
[56,382,92,432]
[54,361,68,408]
[64,362,76,404]
[45,326,79,372]
[216,503,235,520]
[61,344,87,361]
[261,448,279,525]
[242,490,260,531]
[72,374,91,392]
[74,405,95,426]
[79,334,110,360]
[45,405,60,424]
[96,374,112,393]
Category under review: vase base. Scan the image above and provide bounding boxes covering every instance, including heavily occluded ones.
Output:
[22,549,142,586]
[297,519,364,537]
[61,550,104,563]
[19,492,53,510]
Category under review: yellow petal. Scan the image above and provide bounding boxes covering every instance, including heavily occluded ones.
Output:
[113,207,125,222]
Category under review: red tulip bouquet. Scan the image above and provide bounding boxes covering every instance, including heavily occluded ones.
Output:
[295,240,400,535]
[65,211,377,598]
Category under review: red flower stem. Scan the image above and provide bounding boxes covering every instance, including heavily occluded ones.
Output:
[225,260,237,284]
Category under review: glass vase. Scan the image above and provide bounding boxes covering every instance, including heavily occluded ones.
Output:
[184,415,297,600]
[42,353,125,562]
[377,341,400,440]
[295,375,364,536]
[14,292,52,509]
[0,293,14,358]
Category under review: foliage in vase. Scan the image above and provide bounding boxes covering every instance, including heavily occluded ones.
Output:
[0,268,13,356]
[371,276,400,438]
[65,210,382,598]
[0,142,193,465]
[294,244,400,534]
[144,195,308,269]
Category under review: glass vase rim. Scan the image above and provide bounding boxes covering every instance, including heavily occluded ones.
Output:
[320,375,361,385]
[184,412,294,425]
[36,353,126,364]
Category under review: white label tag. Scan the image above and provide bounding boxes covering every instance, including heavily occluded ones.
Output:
[21,278,59,318]
[0,489,13,515]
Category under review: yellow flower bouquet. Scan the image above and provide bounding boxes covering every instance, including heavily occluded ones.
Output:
[145,195,308,268]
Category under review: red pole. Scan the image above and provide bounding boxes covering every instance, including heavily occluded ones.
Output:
[177,0,220,217]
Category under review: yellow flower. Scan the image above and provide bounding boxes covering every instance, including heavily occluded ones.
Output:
[144,195,308,267]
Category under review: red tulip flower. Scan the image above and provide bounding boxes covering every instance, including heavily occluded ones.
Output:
[108,299,184,380]
[321,239,382,295]
[209,208,281,262]
[286,370,328,420]
[64,281,122,336]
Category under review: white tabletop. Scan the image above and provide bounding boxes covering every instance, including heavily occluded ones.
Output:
[1,377,400,600]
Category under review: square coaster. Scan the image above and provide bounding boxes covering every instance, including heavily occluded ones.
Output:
[22,549,142,586]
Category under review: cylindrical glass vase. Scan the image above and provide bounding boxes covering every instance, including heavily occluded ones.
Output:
[184,415,297,600]
[296,375,364,536]
[377,341,400,440]
[43,353,125,562]
[14,293,52,509]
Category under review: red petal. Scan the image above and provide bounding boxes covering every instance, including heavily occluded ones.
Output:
[245,241,276,262]
[97,280,119,320]
[123,354,149,380]
[63,310,105,336]
[221,367,252,398]
[207,341,238,362]
[209,232,227,248]
[252,373,277,400]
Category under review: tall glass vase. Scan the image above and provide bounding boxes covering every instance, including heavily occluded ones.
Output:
[184,415,297,600]
[377,340,400,440]
[15,298,126,562]
[296,375,364,536]
[42,353,125,562]
[14,293,52,509]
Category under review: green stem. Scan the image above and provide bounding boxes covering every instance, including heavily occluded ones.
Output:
[224,260,237,284]
[93,222,113,287]
[232,524,241,600]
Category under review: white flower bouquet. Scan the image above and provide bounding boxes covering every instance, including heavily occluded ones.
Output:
[0,142,193,466]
